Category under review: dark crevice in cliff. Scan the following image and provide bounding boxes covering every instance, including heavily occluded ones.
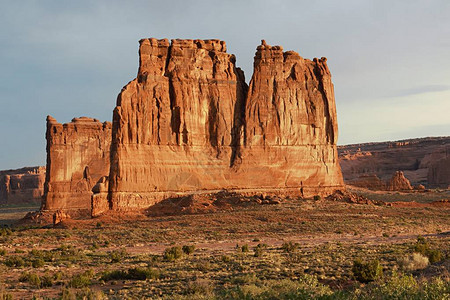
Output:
[230,68,248,169]
[313,62,334,144]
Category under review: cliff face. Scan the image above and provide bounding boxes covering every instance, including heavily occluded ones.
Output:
[0,167,45,205]
[339,137,450,189]
[108,39,343,210]
[241,42,342,193]
[42,116,111,216]
[428,147,450,188]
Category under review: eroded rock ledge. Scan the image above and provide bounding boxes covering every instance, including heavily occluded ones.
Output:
[41,38,344,217]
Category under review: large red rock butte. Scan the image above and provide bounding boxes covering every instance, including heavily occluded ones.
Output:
[41,38,344,217]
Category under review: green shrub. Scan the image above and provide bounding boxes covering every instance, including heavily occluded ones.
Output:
[19,272,45,288]
[69,271,93,288]
[40,274,53,288]
[313,195,321,201]
[163,246,183,261]
[32,258,45,268]
[352,259,383,283]
[101,267,159,281]
[110,248,128,263]
[241,244,249,253]
[427,249,443,264]
[412,236,443,264]
[182,245,196,255]
[281,241,299,253]
[5,256,25,268]
[0,228,12,237]
[254,243,267,257]
[0,248,6,256]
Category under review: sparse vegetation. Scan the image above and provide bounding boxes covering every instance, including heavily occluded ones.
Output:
[413,236,444,263]
[0,196,448,298]
[398,252,429,271]
[101,267,160,281]
[163,246,183,261]
[352,259,383,283]
[182,244,195,255]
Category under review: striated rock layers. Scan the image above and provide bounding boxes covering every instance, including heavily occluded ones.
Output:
[42,116,111,216]
[106,38,343,211]
[0,167,45,205]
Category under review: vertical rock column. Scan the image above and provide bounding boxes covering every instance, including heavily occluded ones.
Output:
[42,116,112,217]
[108,38,248,210]
[240,41,343,195]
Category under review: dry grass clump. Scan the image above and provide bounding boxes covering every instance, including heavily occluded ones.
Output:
[398,252,429,271]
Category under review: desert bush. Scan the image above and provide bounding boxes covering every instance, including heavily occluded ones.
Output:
[69,270,93,288]
[231,273,258,285]
[241,244,249,253]
[398,252,429,271]
[0,249,6,256]
[412,236,443,264]
[254,243,268,257]
[40,274,53,288]
[426,249,443,264]
[101,267,159,281]
[164,246,183,261]
[182,245,195,255]
[360,274,417,298]
[352,259,383,283]
[281,241,299,253]
[0,283,13,300]
[19,272,50,288]
[110,248,128,263]
[61,287,106,300]
[32,258,45,268]
[221,255,232,263]
[0,228,12,237]
[222,276,334,299]
[30,249,56,262]
[313,195,321,201]
[4,256,25,268]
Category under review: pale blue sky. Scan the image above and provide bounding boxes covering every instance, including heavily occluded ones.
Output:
[1,0,450,169]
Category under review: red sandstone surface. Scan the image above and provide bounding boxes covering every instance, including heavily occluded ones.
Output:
[41,116,111,217]
[106,39,343,212]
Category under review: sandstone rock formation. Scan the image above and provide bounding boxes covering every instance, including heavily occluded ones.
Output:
[107,39,343,211]
[0,167,45,205]
[387,171,413,191]
[41,116,111,217]
[339,137,450,189]
[427,147,450,188]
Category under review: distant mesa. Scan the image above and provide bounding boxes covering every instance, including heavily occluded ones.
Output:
[0,167,45,206]
[338,136,450,190]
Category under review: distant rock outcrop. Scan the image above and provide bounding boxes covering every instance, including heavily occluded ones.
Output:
[387,171,413,191]
[107,39,343,211]
[41,116,111,217]
[339,137,450,189]
[0,167,45,205]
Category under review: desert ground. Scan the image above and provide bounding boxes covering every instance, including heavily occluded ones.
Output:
[0,187,449,299]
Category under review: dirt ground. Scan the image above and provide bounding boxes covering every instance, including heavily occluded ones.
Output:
[0,187,449,299]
